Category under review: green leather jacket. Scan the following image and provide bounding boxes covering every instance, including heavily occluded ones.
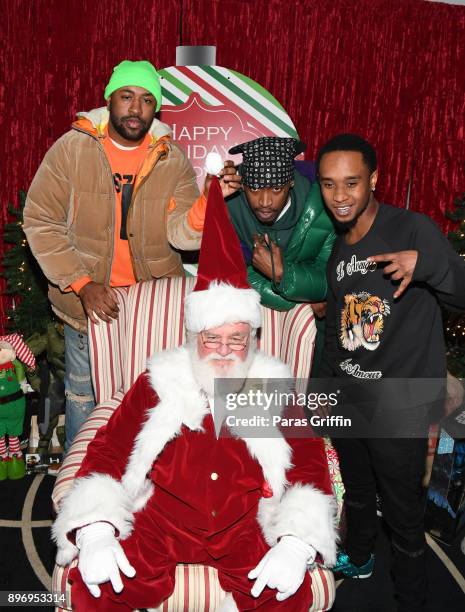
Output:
[227,172,336,311]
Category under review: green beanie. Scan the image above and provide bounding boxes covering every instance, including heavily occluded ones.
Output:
[104,60,162,111]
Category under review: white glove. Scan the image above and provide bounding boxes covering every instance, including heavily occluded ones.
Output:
[76,521,136,598]
[20,380,32,394]
[248,535,316,601]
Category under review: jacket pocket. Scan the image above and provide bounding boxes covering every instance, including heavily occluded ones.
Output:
[69,192,111,239]
[145,252,183,278]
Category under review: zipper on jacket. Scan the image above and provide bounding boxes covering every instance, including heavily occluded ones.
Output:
[125,141,170,275]
[73,126,170,283]
[98,142,118,285]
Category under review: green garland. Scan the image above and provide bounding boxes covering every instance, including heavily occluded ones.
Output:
[445,190,465,378]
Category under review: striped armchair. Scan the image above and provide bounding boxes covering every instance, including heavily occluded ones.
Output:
[52,278,341,611]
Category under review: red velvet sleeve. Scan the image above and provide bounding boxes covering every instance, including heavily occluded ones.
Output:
[76,372,158,481]
[285,436,333,496]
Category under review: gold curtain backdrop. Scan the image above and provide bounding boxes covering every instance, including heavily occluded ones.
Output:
[1,0,465,330]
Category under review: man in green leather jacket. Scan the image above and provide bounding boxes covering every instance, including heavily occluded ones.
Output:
[225,137,336,372]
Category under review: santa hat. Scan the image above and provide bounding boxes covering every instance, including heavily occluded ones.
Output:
[0,333,36,369]
[184,178,261,333]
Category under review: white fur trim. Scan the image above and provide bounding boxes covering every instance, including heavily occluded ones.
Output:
[53,348,314,568]
[122,348,209,500]
[258,483,338,567]
[125,349,293,502]
[52,474,133,566]
[184,282,262,332]
[205,151,224,175]
[247,351,292,381]
[232,353,293,497]
[218,593,239,612]
[242,437,292,499]
[146,347,209,431]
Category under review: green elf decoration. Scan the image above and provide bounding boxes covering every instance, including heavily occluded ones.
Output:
[0,333,36,480]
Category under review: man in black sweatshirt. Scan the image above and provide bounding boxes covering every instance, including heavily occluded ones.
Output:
[317,133,465,612]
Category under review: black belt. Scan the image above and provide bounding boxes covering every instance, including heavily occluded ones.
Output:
[0,390,23,405]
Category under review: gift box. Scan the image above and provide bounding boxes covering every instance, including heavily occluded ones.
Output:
[425,404,465,543]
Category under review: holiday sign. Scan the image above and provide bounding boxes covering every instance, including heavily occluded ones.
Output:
[159,65,300,188]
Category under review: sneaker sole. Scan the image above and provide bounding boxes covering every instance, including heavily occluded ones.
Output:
[355,571,373,579]
[333,570,373,580]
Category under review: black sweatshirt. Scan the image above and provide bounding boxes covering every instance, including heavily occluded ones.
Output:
[321,203,465,380]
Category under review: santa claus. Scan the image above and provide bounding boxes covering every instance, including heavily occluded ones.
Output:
[52,178,337,611]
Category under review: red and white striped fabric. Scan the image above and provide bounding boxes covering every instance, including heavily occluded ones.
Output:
[53,563,336,612]
[52,278,336,611]
[0,332,36,369]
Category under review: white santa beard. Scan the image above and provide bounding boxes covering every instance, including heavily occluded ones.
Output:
[188,338,256,398]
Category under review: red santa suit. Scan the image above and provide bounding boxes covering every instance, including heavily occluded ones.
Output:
[53,346,337,611]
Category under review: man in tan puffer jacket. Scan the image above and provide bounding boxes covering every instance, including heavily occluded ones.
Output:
[24,60,240,449]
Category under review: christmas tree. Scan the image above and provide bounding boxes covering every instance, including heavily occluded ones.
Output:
[444,189,465,377]
[2,191,65,452]
[2,191,51,336]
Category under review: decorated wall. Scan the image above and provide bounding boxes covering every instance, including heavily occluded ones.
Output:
[158,66,300,188]
[1,0,465,330]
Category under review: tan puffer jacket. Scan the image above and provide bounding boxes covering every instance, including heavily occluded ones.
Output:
[24,107,201,331]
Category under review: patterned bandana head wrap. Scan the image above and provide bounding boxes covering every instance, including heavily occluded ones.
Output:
[229,137,305,189]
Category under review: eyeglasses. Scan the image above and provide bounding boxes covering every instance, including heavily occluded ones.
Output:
[200,332,249,352]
